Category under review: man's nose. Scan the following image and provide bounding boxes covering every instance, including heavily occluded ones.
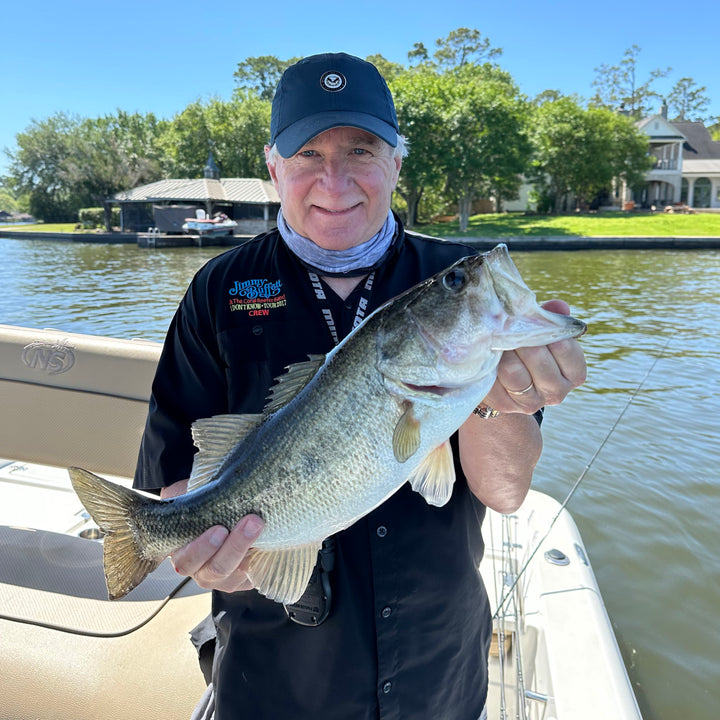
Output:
[318,156,353,192]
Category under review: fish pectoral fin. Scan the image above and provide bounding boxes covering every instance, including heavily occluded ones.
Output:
[264,354,326,415]
[393,403,421,463]
[407,441,456,507]
[246,542,322,605]
[189,414,264,491]
[68,467,162,600]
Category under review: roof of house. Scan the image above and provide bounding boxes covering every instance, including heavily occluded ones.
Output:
[681,159,720,175]
[672,122,720,160]
[637,115,686,141]
[111,178,280,204]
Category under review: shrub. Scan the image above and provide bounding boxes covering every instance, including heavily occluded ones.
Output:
[78,207,120,229]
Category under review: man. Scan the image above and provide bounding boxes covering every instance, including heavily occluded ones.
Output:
[134,53,586,719]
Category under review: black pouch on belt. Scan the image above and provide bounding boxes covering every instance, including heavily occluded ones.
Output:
[283,536,336,627]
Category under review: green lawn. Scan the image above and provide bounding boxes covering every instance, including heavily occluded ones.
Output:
[6,223,81,233]
[421,211,720,238]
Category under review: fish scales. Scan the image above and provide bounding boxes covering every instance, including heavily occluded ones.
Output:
[69,244,586,603]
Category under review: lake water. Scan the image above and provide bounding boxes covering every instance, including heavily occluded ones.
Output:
[1,236,718,720]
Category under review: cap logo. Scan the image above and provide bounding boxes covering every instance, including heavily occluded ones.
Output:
[320,71,346,92]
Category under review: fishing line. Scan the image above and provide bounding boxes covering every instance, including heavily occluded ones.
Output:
[492,338,672,620]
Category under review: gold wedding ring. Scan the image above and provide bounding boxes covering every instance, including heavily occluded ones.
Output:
[508,382,534,396]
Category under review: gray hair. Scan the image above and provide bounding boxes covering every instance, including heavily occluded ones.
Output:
[266,133,408,164]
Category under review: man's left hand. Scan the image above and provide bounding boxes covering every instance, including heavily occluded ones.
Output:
[483,300,587,414]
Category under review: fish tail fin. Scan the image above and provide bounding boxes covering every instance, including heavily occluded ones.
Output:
[68,466,162,600]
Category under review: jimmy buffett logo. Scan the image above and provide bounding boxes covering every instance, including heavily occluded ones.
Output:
[228,278,286,317]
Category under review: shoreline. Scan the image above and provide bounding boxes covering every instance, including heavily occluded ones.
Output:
[1,228,719,251]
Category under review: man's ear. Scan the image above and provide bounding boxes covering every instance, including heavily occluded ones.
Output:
[391,155,402,189]
[265,145,279,186]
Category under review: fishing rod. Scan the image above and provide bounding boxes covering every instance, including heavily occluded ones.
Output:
[492,337,673,620]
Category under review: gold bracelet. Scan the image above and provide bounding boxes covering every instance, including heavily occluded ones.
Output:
[473,404,500,419]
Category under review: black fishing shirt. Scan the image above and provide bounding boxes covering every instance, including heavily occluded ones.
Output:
[134,222,491,720]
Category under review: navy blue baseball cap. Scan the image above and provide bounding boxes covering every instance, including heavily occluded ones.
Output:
[270,53,399,158]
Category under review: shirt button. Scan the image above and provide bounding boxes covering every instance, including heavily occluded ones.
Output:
[382,681,392,694]
[376,525,387,537]
[381,606,392,619]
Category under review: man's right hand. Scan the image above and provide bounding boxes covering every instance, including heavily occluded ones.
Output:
[161,480,264,592]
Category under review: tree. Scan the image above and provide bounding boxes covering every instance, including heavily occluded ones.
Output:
[407,28,501,70]
[709,119,720,141]
[207,92,272,178]
[407,42,430,67]
[365,54,404,81]
[590,45,671,118]
[530,97,651,212]
[666,77,711,121]
[63,113,165,211]
[233,56,301,101]
[433,27,502,68]
[442,66,531,230]
[7,113,81,221]
[389,67,448,227]
[7,111,166,223]
[156,101,213,178]
[0,189,19,213]
[390,61,531,228]
[158,94,271,179]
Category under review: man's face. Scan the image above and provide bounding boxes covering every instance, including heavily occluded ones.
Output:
[266,127,402,251]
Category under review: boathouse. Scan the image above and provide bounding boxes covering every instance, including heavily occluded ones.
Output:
[109,154,280,235]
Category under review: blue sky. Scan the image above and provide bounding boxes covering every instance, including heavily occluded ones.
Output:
[2,0,717,176]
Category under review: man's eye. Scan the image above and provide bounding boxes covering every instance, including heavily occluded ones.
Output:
[299,150,317,157]
[351,148,369,155]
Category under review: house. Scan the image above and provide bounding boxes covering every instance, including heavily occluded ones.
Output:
[505,105,720,213]
[631,105,720,209]
[109,154,280,234]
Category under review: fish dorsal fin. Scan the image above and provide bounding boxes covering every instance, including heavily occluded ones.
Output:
[264,354,326,415]
[392,403,421,463]
[188,414,264,491]
[407,440,456,507]
[246,542,322,604]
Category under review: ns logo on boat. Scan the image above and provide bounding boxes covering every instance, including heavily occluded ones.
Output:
[22,340,75,375]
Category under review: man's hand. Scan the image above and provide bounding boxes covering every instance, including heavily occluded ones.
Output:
[460,299,586,513]
[484,299,587,414]
[161,480,264,593]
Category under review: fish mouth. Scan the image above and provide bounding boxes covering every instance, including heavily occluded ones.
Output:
[396,381,458,397]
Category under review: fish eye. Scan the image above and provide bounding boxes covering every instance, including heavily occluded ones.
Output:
[442,268,467,292]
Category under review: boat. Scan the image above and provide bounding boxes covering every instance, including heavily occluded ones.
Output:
[0,324,642,719]
[181,213,237,242]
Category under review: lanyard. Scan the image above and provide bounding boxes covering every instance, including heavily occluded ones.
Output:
[306,271,375,347]
[284,272,376,626]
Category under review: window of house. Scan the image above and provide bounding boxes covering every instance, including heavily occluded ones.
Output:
[681,178,689,204]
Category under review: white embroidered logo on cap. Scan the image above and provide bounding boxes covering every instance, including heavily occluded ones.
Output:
[320,71,346,92]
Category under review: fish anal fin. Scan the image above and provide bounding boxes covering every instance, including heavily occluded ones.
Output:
[264,354,326,415]
[407,440,456,507]
[189,414,264,491]
[68,466,161,600]
[393,403,421,463]
[246,542,322,604]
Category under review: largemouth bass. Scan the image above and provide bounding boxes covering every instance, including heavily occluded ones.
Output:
[70,244,586,603]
